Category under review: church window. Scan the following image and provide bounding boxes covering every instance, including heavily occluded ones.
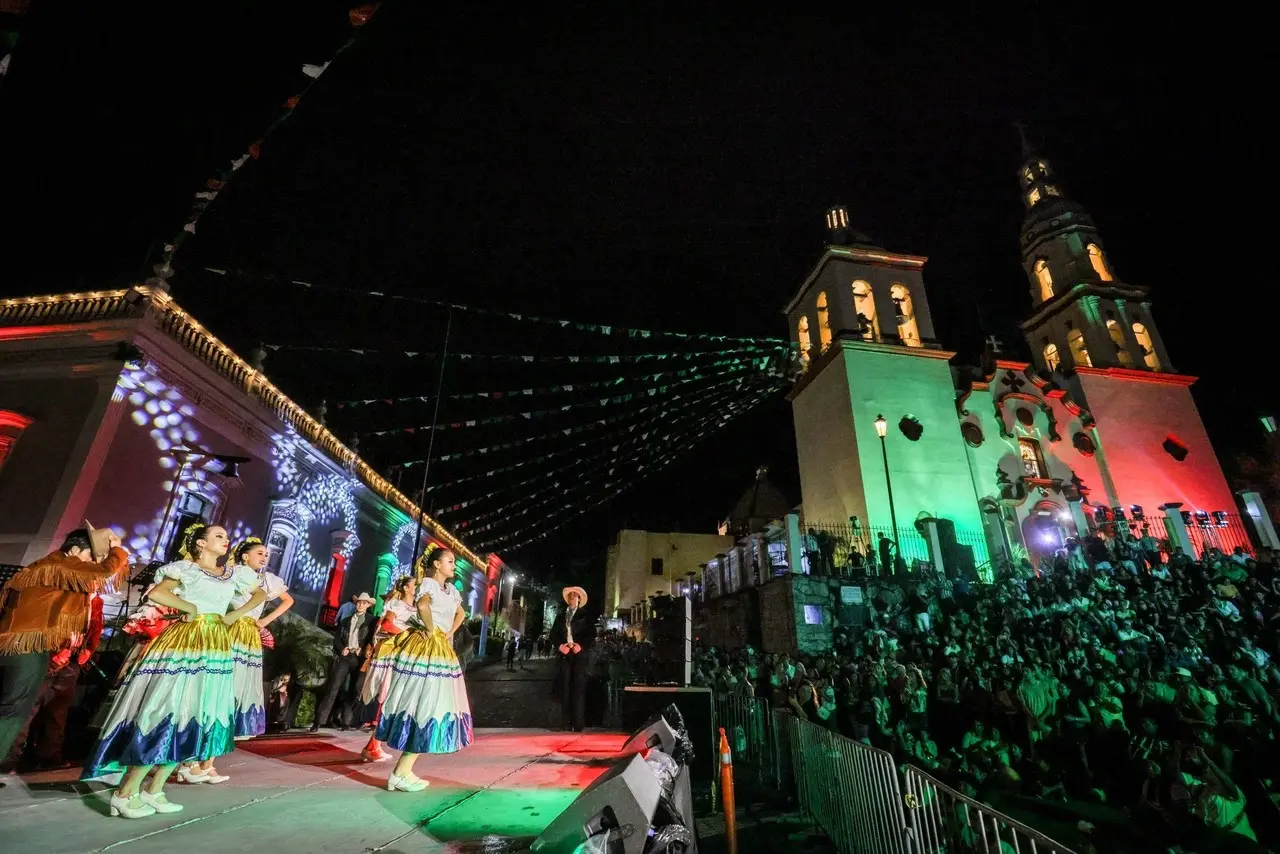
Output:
[1019,438,1049,479]
[797,316,812,366]
[1022,167,1035,184]
[851,280,879,340]
[1087,244,1113,281]
[898,415,923,441]
[1132,323,1161,370]
[1072,432,1096,456]
[1042,341,1060,372]
[1034,259,1053,301]
[1162,434,1189,462]
[1028,187,1042,207]
[815,292,833,352]
[0,410,33,475]
[1106,319,1134,366]
[961,422,984,448]
[889,283,921,347]
[1045,185,1061,197]
[1066,327,1091,367]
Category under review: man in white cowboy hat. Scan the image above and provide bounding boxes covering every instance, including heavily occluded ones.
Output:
[549,586,593,732]
[312,592,378,732]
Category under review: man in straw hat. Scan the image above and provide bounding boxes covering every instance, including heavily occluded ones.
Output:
[312,592,378,732]
[549,586,593,732]
[0,524,127,769]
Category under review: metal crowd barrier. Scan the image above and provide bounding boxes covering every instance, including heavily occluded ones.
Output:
[901,766,1078,854]
[775,711,911,854]
[710,695,1078,854]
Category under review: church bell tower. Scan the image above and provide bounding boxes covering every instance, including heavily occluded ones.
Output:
[784,207,986,547]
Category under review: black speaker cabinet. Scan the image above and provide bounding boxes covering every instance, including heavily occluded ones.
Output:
[622,686,713,782]
[529,753,661,854]
[621,715,678,758]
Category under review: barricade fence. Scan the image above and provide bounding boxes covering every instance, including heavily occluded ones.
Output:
[711,695,1078,854]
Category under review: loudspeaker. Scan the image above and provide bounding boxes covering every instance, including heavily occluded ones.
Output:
[529,753,662,854]
[622,687,713,782]
[621,715,678,758]
[645,595,691,685]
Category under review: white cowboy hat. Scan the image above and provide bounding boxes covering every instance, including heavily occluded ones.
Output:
[83,519,114,562]
[354,592,377,605]
[562,586,588,607]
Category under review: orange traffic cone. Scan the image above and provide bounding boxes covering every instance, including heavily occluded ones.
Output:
[718,727,738,854]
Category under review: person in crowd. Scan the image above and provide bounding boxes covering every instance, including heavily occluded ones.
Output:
[550,586,594,732]
[505,634,519,671]
[0,525,127,772]
[83,524,264,819]
[312,592,377,733]
[692,536,1280,851]
[359,575,416,763]
[375,547,471,792]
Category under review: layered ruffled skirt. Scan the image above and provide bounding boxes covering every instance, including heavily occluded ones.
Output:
[84,615,234,776]
[374,628,473,754]
[229,617,266,738]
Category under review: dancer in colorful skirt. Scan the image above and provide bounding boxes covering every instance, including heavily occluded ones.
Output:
[184,536,293,783]
[359,574,416,762]
[377,547,472,793]
[83,524,264,819]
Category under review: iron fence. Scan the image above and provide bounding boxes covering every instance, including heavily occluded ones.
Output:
[710,697,1078,854]
[901,765,1079,854]
[1107,512,1255,561]
[774,711,912,854]
[799,520,956,577]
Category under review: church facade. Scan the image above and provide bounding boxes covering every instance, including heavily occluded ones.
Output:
[784,147,1270,571]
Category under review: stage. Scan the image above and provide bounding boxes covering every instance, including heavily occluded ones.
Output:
[0,728,628,853]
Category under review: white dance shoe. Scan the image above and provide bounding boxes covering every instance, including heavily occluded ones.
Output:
[139,791,184,813]
[204,771,231,784]
[175,766,209,784]
[386,772,429,792]
[109,792,156,818]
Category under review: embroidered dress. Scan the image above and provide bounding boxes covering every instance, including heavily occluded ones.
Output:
[83,560,259,776]
[374,578,473,754]
[362,597,415,704]
[226,569,287,737]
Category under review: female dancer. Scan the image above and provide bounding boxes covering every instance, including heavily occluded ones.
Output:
[184,537,293,783]
[376,547,472,792]
[84,524,264,818]
[359,575,416,762]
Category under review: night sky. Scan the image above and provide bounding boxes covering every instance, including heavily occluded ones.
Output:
[2,3,1271,586]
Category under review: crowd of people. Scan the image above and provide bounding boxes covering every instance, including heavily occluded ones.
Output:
[694,536,1280,853]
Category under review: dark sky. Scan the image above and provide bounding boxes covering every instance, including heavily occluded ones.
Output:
[2,3,1271,583]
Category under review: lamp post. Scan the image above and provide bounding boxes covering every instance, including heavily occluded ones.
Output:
[874,414,902,571]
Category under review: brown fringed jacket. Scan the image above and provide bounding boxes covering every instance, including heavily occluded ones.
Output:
[0,546,128,655]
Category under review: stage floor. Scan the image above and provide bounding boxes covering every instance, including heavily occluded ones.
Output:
[0,728,627,854]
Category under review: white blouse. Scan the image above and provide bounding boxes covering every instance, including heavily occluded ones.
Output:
[383,598,414,632]
[229,569,288,619]
[158,560,260,616]
[418,576,462,630]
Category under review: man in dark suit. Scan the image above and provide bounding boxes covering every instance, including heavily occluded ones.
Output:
[312,592,377,732]
[549,586,594,732]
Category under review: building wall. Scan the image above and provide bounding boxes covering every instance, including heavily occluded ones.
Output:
[604,529,734,617]
[790,348,865,525]
[1078,371,1235,515]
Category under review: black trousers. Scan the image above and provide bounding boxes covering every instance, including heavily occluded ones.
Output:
[559,651,589,731]
[5,660,80,768]
[0,651,51,766]
[314,653,363,728]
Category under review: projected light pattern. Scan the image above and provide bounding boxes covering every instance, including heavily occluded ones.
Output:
[291,473,360,587]
[270,424,306,491]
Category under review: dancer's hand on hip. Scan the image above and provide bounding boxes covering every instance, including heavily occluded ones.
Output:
[221,613,238,627]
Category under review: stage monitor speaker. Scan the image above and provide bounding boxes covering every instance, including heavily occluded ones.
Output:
[621,715,678,758]
[622,686,713,782]
[529,753,662,854]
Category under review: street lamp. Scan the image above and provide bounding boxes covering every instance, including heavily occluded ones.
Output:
[874,414,901,573]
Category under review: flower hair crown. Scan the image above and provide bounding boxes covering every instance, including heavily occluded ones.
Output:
[177,521,207,560]
[233,536,265,564]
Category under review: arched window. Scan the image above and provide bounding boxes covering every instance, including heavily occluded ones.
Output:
[1106,319,1134,366]
[889,283,921,347]
[1019,437,1049,480]
[815,292,833,352]
[1066,327,1091,367]
[797,315,812,366]
[1042,341,1060,372]
[1087,244,1113,281]
[1027,187,1042,207]
[1132,322,1161,370]
[1034,259,1054,301]
[851,280,878,340]
[0,410,33,475]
